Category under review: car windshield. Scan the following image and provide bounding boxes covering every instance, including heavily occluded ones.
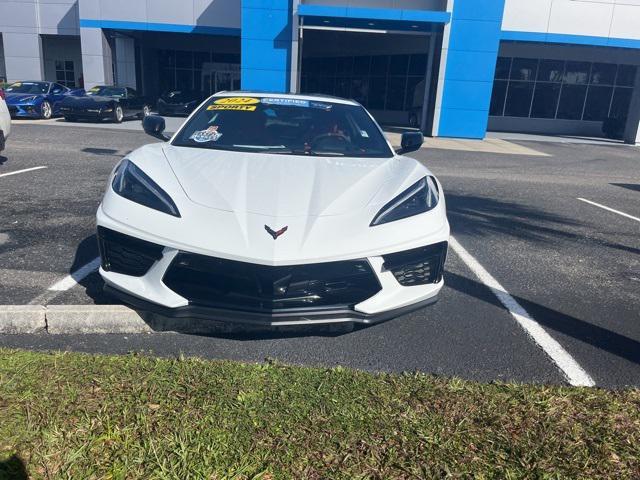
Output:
[172,96,394,158]
[86,86,126,98]
[6,82,49,94]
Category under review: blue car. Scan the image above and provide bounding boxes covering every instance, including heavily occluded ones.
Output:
[5,81,78,119]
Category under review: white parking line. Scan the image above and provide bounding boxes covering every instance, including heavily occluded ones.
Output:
[48,257,101,292]
[449,236,595,387]
[577,198,640,223]
[0,166,48,178]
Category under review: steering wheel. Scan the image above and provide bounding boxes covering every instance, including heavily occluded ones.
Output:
[310,133,350,152]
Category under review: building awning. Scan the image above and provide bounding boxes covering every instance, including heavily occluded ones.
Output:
[298,4,450,33]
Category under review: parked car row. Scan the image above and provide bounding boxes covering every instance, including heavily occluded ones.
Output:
[2,81,207,123]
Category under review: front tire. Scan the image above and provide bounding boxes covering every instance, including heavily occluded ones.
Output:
[112,105,124,123]
[40,101,52,120]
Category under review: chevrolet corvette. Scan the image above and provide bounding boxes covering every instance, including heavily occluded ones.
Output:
[60,86,151,123]
[5,81,75,119]
[97,93,449,325]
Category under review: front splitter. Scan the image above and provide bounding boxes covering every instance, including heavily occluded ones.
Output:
[104,285,438,327]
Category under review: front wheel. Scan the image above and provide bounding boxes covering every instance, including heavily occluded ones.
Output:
[40,101,52,120]
[112,105,124,123]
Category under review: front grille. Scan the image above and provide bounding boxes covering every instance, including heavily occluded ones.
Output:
[97,227,164,277]
[163,253,382,312]
[383,242,448,287]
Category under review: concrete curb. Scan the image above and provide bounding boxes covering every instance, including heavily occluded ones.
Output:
[0,305,150,335]
[46,305,153,334]
[0,306,47,334]
[0,305,342,335]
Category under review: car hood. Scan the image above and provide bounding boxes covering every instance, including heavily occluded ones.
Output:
[161,144,410,218]
[6,93,43,104]
[63,95,116,105]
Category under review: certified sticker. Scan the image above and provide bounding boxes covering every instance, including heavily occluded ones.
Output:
[213,97,260,106]
[261,97,309,108]
[207,104,257,112]
[190,126,223,143]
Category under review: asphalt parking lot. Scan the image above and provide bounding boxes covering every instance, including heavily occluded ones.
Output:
[0,122,638,388]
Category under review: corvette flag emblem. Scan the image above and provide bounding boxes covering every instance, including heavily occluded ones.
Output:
[265,225,288,240]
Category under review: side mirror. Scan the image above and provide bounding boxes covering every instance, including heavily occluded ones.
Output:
[396,131,424,155]
[143,115,168,141]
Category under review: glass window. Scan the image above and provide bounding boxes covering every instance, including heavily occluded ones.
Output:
[616,65,637,87]
[583,86,614,121]
[353,56,370,75]
[175,51,193,69]
[54,60,75,87]
[408,54,427,76]
[336,57,352,75]
[494,57,511,80]
[531,83,561,119]
[590,63,616,85]
[563,61,590,84]
[504,81,534,117]
[389,55,409,77]
[320,76,336,96]
[334,77,350,99]
[557,85,587,119]
[510,58,538,81]
[386,77,406,110]
[370,56,389,76]
[537,60,564,82]
[351,77,368,104]
[489,80,507,116]
[176,70,193,90]
[194,52,210,70]
[405,76,424,110]
[368,77,386,110]
[173,97,394,158]
[610,87,633,119]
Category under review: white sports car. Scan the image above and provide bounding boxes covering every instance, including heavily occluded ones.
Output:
[97,92,449,326]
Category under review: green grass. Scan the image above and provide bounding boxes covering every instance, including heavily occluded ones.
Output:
[0,349,638,479]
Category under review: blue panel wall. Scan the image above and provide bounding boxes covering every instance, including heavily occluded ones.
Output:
[241,0,293,92]
[437,0,505,139]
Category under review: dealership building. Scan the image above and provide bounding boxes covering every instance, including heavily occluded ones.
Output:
[1,0,640,142]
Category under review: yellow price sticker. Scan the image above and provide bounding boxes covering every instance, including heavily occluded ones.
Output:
[207,105,257,112]
[213,97,260,106]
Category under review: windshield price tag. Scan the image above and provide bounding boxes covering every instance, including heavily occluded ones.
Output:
[207,105,257,112]
[213,97,260,106]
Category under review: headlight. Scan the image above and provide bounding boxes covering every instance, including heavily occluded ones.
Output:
[370,177,439,226]
[112,159,181,217]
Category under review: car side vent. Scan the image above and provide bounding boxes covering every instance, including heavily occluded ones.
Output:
[97,226,165,277]
[383,242,448,287]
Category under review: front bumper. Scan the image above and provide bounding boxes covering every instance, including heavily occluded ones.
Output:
[59,107,110,120]
[8,104,41,118]
[97,225,447,326]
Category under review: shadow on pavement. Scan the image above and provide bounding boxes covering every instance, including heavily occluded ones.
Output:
[447,193,640,255]
[0,454,28,480]
[611,183,640,193]
[81,147,120,156]
[446,271,640,367]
